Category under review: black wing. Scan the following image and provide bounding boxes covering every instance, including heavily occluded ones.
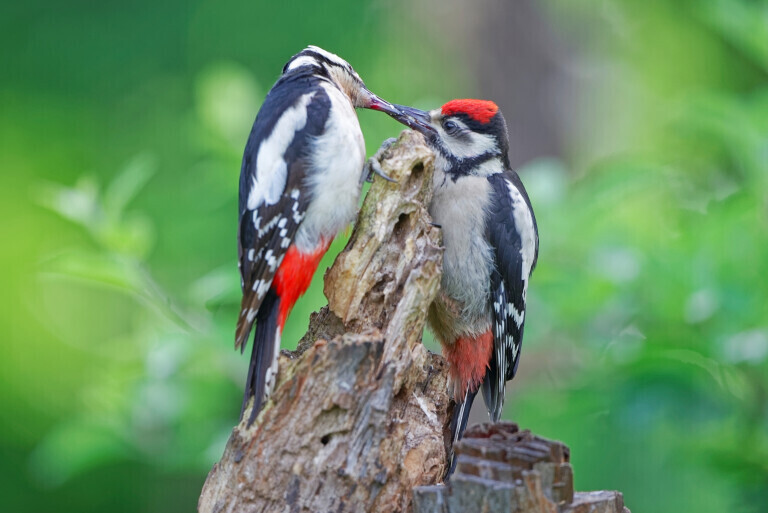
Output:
[235,75,331,349]
[481,170,539,421]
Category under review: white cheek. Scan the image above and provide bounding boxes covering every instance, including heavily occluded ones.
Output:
[441,129,497,159]
[469,132,497,154]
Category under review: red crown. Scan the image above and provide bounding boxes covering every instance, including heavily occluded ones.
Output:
[441,99,499,124]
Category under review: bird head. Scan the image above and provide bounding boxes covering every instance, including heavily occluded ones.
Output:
[389,99,510,176]
[282,46,400,116]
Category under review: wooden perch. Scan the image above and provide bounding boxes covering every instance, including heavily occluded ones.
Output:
[199,131,450,513]
[413,422,630,513]
[198,131,630,513]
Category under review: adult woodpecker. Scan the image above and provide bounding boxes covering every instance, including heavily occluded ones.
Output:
[235,46,402,425]
[390,100,539,447]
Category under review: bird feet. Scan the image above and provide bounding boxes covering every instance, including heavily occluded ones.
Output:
[363,137,398,184]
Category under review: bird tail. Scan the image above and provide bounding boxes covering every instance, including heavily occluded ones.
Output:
[446,389,477,479]
[481,348,506,422]
[240,289,281,427]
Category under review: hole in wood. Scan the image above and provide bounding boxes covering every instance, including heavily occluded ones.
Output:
[406,162,425,193]
[393,213,410,243]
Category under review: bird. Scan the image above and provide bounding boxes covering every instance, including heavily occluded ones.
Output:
[235,46,402,425]
[387,100,539,454]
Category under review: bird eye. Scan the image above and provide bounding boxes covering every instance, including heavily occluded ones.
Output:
[443,120,459,134]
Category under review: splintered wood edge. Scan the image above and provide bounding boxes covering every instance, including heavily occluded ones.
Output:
[200,130,452,513]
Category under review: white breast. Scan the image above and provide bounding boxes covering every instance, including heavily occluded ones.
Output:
[294,83,366,252]
[429,172,494,325]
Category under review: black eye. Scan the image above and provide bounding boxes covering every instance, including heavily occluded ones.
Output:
[443,120,459,134]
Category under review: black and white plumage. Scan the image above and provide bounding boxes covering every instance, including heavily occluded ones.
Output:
[388,100,539,455]
[235,46,402,425]
[484,170,538,421]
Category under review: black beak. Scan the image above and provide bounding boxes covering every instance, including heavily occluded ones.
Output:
[388,105,437,138]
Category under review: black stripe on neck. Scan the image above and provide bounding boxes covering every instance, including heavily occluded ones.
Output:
[443,151,500,180]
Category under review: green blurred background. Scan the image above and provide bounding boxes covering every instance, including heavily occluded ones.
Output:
[1,0,766,511]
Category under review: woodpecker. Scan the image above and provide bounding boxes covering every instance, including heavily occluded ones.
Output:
[390,100,539,447]
[235,46,402,425]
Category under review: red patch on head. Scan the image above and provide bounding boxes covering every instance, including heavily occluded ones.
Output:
[441,99,499,124]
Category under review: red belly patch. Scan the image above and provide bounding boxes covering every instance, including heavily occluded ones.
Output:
[272,239,331,330]
[443,330,494,399]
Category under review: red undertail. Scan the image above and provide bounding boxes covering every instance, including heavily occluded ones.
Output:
[271,239,331,330]
[443,330,494,400]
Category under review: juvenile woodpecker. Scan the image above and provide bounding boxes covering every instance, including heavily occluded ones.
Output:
[391,100,539,446]
[236,46,401,425]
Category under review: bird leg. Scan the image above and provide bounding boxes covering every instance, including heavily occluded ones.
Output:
[363,137,398,183]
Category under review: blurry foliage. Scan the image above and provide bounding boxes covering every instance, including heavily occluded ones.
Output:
[0,0,766,512]
[515,1,768,511]
[33,157,234,484]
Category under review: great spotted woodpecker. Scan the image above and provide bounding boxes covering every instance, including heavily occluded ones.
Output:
[390,100,539,448]
[236,46,401,425]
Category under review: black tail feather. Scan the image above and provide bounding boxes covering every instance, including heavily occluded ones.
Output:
[239,289,280,426]
[446,389,477,479]
[481,353,504,423]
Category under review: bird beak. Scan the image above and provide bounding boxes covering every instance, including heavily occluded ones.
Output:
[388,105,438,138]
[360,89,437,139]
[363,89,403,117]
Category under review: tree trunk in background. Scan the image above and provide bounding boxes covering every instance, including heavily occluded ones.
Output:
[198,131,629,513]
[410,0,580,168]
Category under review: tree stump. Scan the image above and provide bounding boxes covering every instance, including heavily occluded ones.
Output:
[199,131,450,513]
[198,130,630,513]
[413,422,630,513]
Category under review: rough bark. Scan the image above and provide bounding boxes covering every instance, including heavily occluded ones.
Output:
[198,131,630,513]
[199,131,450,513]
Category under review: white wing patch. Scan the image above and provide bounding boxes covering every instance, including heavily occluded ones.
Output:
[247,92,316,210]
[506,180,537,299]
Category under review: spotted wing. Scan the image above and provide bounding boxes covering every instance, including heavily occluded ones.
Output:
[235,81,331,350]
[482,170,539,421]
[236,165,311,349]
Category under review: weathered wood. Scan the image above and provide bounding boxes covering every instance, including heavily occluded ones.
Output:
[568,492,629,513]
[199,131,451,513]
[413,422,629,513]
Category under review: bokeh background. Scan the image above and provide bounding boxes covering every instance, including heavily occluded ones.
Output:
[2,0,767,511]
